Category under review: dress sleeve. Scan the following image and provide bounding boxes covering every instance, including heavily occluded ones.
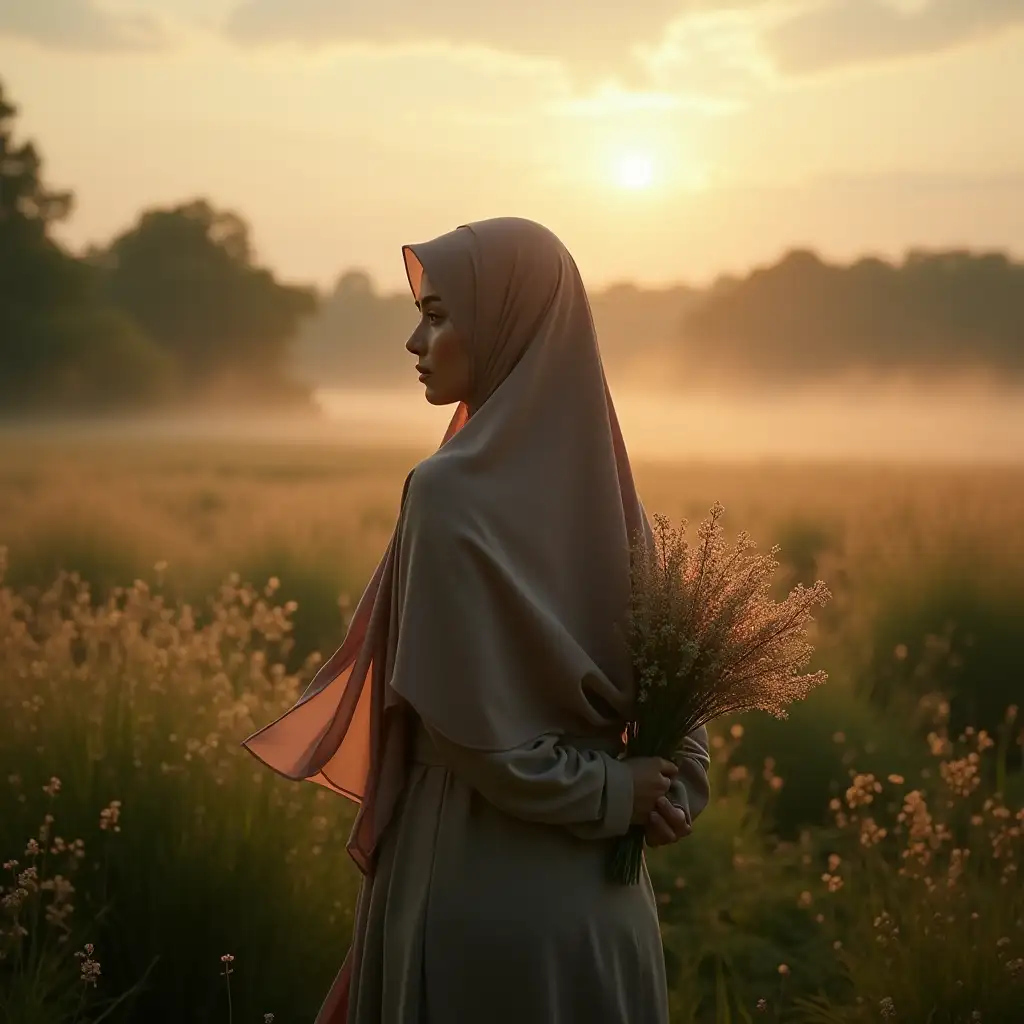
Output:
[422,723,635,840]
[664,725,712,827]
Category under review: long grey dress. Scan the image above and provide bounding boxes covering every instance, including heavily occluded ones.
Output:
[344,714,712,1023]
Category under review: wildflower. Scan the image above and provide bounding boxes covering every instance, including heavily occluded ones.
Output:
[99,800,122,832]
[729,724,744,739]
[798,891,813,908]
[23,839,39,857]
[859,817,888,847]
[777,963,790,976]
[265,1016,275,1023]
[887,774,904,785]
[75,944,101,987]
[756,998,767,1013]
[1,888,29,910]
[879,996,896,1019]
[845,773,881,808]
[220,953,235,976]
[42,777,61,798]
[940,755,982,797]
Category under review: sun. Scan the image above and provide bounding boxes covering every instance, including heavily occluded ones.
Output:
[612,151,655,191]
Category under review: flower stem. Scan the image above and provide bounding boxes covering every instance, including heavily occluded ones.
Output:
[609,827,645,885]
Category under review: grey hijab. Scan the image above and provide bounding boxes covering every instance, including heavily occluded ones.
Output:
[242,217,649,871]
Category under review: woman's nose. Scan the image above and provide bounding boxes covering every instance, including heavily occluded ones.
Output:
[405,330,423,355]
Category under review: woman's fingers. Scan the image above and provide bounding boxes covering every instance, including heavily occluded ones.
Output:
[651,799,692,841]
[646,813,676,847]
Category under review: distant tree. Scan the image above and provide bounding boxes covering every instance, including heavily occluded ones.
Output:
[0,79,174,414]
[291,272,702,391]
[676,247,1024,386]
[292,269,419,388]
[101,199,318,404]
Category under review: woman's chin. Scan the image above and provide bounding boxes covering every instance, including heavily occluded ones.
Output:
[423,384,459,407]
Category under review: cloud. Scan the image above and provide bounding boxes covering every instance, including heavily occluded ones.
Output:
[766,0,1024,75]
[223,0,779,76]
[0,0,167,51]
[640,7,778,102]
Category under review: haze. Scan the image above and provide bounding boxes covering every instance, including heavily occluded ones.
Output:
[2,0,1023,291]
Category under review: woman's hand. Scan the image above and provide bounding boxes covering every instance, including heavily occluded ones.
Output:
[645,795,692,847]
[625,757,679,825]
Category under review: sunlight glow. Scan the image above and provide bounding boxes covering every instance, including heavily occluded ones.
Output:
[613,151,655,190]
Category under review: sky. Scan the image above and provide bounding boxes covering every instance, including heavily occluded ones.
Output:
[2,0,1023,292]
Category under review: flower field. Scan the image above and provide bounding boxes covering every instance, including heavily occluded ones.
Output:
[1,437,1021,1023]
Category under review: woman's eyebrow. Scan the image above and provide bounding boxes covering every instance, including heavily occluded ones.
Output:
[415,293,442,311]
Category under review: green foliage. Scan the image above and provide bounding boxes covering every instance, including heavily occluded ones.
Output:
[5,306,179,415]
[855,557,1024,749]
[724,680,927,838]
[649,768,842,1020]
[1,520,151,600]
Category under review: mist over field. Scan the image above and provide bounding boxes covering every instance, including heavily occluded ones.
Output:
[4,382,1022,464]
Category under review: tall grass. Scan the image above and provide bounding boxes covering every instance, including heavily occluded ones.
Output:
[0,552,362,1022]
[1,439,1022,1021]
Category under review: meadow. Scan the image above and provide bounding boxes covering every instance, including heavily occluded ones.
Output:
[0,435,1021,1023]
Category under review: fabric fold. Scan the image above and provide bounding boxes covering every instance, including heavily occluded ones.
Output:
[242,217,652,876]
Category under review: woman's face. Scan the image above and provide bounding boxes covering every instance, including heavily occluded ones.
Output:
[405,270,472,407]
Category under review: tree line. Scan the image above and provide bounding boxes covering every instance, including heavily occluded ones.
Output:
[297,250,1024,392]
[3,73,1023,417]
[0,80,315,416]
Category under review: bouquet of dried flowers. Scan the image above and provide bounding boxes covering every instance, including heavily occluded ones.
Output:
[611,503,832,884]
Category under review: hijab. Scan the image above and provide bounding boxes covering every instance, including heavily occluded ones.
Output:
[241,217,650,873]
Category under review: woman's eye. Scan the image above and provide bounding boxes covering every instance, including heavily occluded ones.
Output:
[427,312,443,325]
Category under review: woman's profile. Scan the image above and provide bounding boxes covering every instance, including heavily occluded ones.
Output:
[242,217,712,1023]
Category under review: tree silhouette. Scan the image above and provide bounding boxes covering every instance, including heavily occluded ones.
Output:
[675,247,1024,386]
[0,80,176,414]
[101,199,318,402]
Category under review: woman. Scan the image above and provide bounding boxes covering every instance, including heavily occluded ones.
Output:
[243,217,712,1024]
